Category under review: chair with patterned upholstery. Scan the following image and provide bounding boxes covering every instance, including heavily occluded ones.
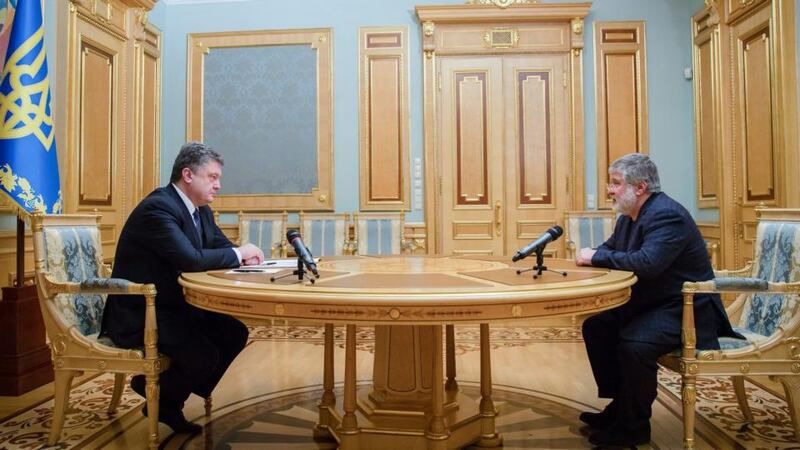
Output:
[352,211,409,255]
[299,212,350,257]
[564,210,616,259]
[238,211,288,258]
[31,214,166,449]
[658,208,800,449]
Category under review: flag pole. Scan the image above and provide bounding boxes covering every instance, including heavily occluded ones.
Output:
[16,215,23,287]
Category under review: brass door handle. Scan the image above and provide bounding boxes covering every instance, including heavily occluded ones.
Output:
[494,201,502,236]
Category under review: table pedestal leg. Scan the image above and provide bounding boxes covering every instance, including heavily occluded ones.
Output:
[426,325,449,449]
[475,323,502,447]
[445,324,458,393]
[314,323,336,438]
[338,324,360,449]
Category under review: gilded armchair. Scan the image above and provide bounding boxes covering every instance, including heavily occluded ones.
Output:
[564,210,616,259]
[31,214,167,449]
[658,208,800,449]
[299,212,350,256]
[352,211,410,255]
[238,211,288,257]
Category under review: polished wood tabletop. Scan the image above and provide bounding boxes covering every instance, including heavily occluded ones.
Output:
[180,255,635,324]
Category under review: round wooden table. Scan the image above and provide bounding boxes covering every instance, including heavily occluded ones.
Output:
[180,255,635,450]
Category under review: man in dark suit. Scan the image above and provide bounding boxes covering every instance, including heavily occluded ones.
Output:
[101,142,264,434]
[575,153,738,447]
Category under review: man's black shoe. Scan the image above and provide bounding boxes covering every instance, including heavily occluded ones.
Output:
[142,405,203,435]
[588,423,650,448]
[579,401,617,430]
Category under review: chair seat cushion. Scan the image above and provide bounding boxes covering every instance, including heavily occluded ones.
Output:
[666,327,768,356]
[717,326,769,350]
[86,332,145,358]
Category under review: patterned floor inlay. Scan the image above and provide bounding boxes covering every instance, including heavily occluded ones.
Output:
[248,325,583,354]
[0,374,144,449]
[167,382,622,450]
[657,370,800,450]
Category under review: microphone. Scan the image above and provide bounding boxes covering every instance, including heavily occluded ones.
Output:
[286,230,319,277]
[511,225,564,262]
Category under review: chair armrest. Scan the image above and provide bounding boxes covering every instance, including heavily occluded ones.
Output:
[42,275,155,296]
[40,274,160,360]
[679,278,800,359]
[713,263,753,277]
[687,277,800,294]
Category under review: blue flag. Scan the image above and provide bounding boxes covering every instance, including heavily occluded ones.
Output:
[0,0,61,214]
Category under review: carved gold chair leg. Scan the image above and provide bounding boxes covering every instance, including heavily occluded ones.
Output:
[681,374,697,450]
[205,396,213,417]
[773,375,800,443]
[48,369,78,445]
[731,375,754,423]
[107,373,125,415]
[145,374,160,450]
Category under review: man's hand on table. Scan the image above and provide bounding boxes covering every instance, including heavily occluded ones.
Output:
[576,248,596,266]
[239,243,265,265]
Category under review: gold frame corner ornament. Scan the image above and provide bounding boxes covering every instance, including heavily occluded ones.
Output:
[423,21,435,37]
[467,0,538,8]
[571,18,584,35]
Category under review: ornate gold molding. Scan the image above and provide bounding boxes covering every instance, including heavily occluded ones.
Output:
[423,21,435,37]
[466,0,537,8]
[571,18,583,35]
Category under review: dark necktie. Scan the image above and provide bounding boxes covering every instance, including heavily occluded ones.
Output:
[192,209,202,241]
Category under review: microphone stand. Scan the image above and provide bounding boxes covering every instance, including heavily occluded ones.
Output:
[516,246,568,279]
[270,255,317,284]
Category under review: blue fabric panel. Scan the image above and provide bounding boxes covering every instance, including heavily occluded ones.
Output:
[714,277,769,291]
[311,220,324,256]
[743,223,797,336]
[379,219,392,255]
[578,217,591,249]
[248,220,272,249]
[59,227,105,336]
[204,45,318,195]
[591,217,606,248]
[80,277,132,293]
[718,336,752,350]
[323,221,335,257]
[367,220,379,255]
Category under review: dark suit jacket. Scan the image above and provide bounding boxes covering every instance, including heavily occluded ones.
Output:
[591,192,737,349]
[100,184,240,347]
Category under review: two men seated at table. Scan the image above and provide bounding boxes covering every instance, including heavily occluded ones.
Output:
[101,142,265,433]
[575,154,740,447]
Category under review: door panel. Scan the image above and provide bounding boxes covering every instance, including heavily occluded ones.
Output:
[439,57,504,255]
[503,55,569,257]
[731,5,777,266]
